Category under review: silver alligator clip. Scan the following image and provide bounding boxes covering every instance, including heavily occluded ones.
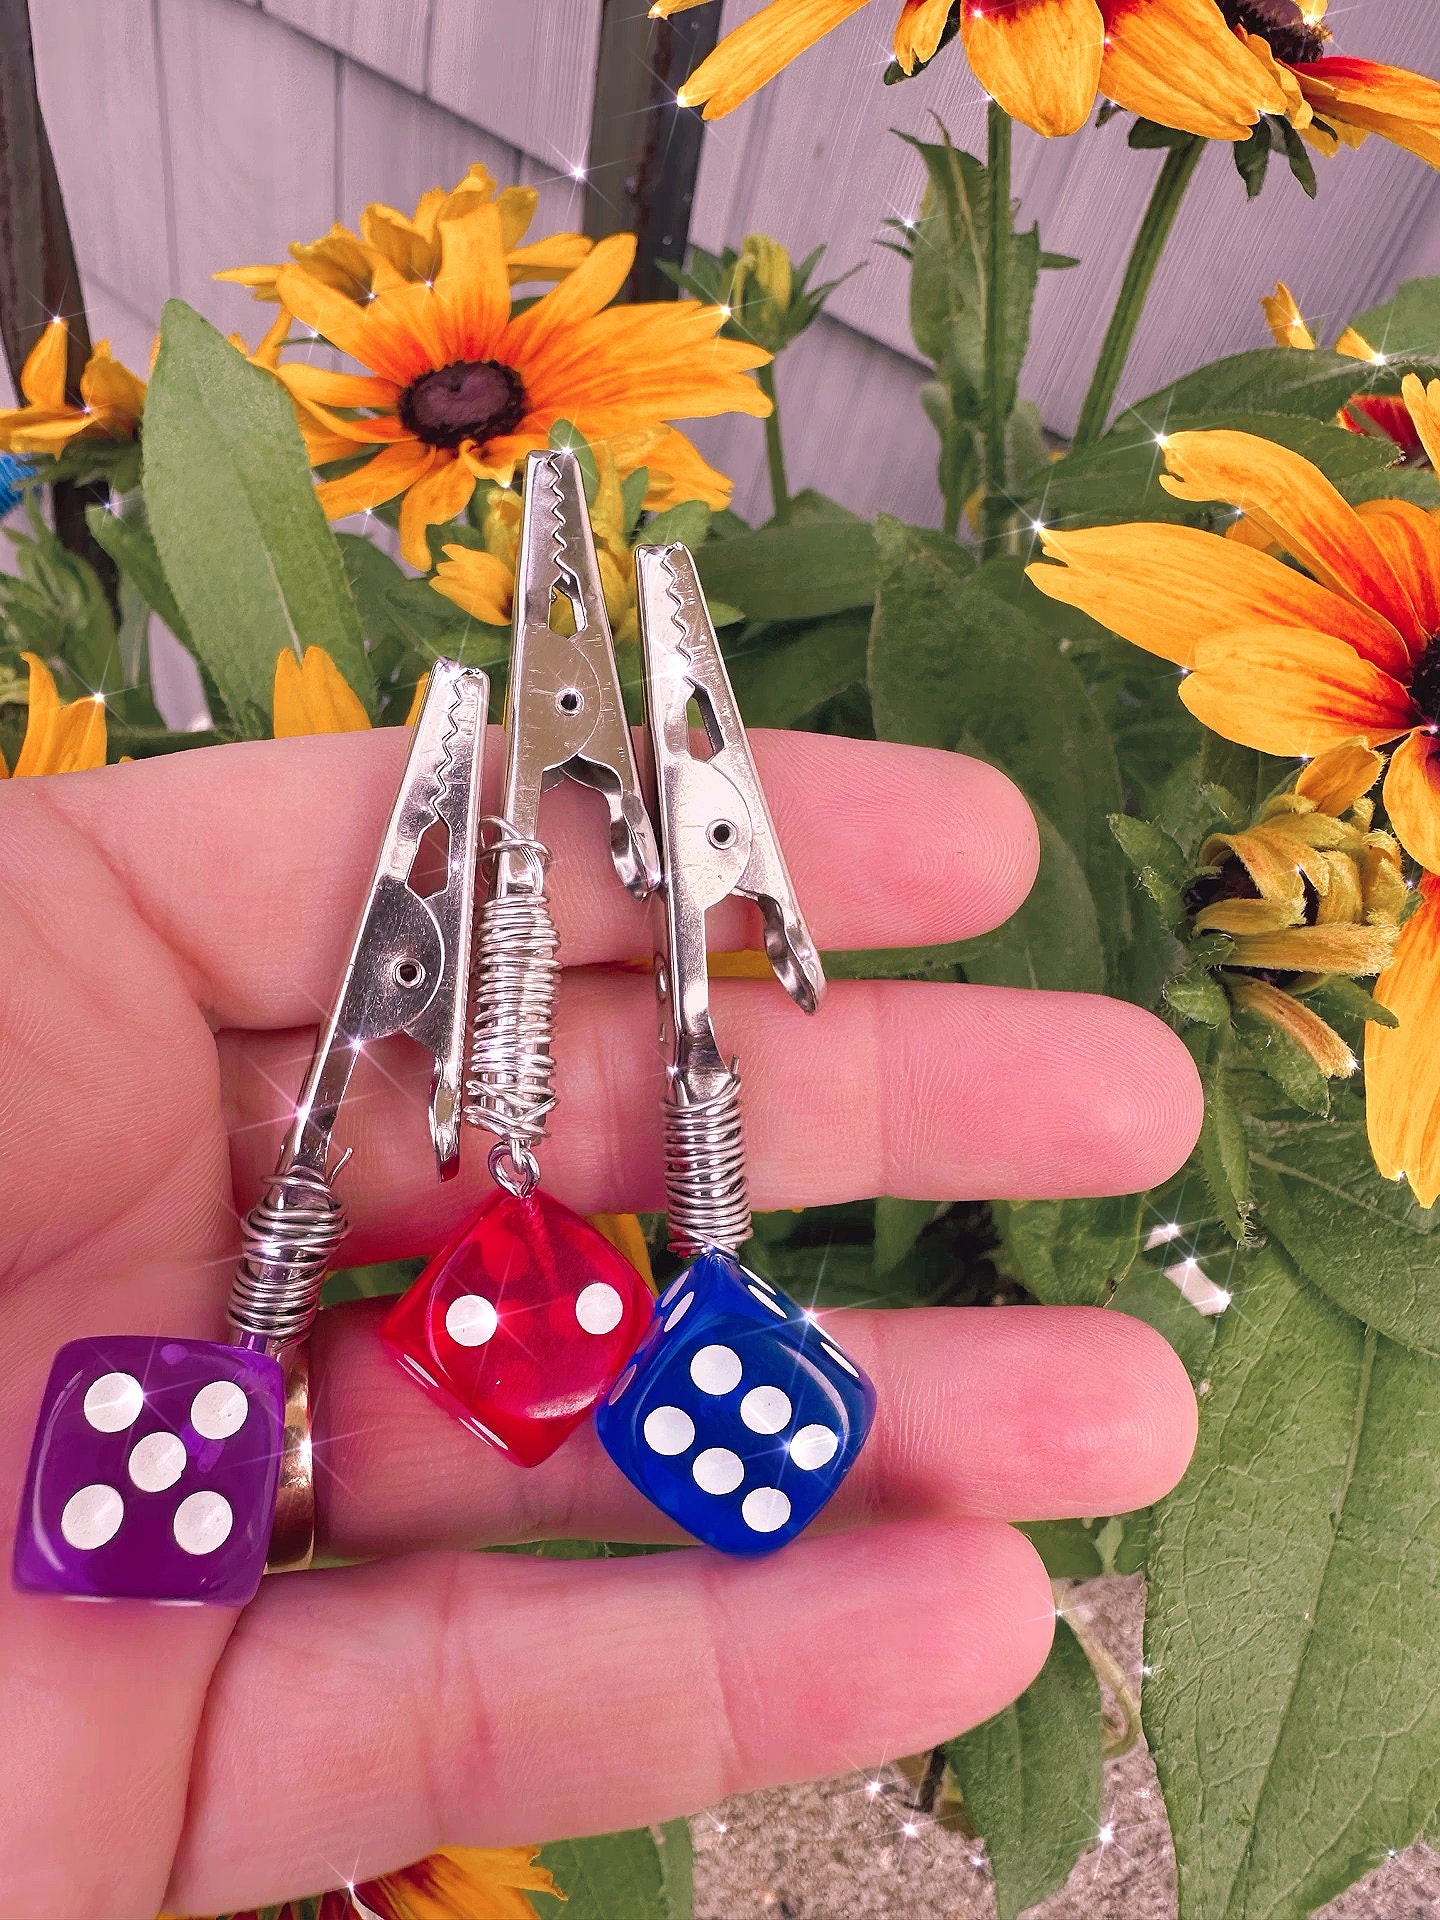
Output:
[228,658,489,1568]
[466,447,661,1196]
[635,541,825,1258]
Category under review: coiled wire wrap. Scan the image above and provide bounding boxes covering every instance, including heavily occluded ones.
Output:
[663,1064,751,1256]
[229,1164,349,1347]
[464,820,560,1196]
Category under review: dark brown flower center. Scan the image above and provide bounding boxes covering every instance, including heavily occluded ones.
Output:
[1409,636,1440,728]
[1186,856,1319,988]
[398,359,527,450]
[1216,0,1330,63]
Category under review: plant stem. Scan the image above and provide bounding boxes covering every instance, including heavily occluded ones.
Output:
[1055,1583,1144,1760]
[757,361,791,525]
[1072,135,1204,448]
[980,99,1012,556]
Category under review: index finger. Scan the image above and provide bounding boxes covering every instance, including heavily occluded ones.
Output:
[33,728,1038,1029]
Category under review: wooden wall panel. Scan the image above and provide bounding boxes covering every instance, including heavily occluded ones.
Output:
[30,0,173,323]
[338,60,518,224]
[426,0,601,173]
[156,0,339,340]
[262,0,432,94]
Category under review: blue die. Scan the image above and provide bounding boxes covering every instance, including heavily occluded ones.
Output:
[595,1248,875,1554]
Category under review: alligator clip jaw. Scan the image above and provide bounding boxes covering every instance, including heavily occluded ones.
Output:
[504,447,661,901]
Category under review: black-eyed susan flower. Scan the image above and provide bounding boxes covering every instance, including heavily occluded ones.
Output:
[256,204,764,568]
[0,652,107,776]
[1261,280,1432,468]
[0,319,145,455]
[655,0,1284,139]
[218,164,593,306]
[173,1843,563,1920]
[1186,740,1402,1074]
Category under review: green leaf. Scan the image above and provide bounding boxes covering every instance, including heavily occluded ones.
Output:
[1109,1265,1216,1382]
[1147,1246,1440,1918]
[1117,345,1437,432]
[1234,1007,1331,1114]
[534,1827,672,1919]
[0,512,122,702]
[1248,1078,1440,1352]
[995,1194,1143,1306]
[1200,1058,1254,1243]
[656,1818,694,1920]
[873,1197,936,1274]
[1017,1519,1103,1580]
[143,299,374,735]
[1302,976,1399,1031]
[548,418,599,503]
[727,611,870,729]
[85,502,192,650]
[1347,275,1440,359]
[696,520,875,622]
[1166,971,1231,1026]
[1232,117,1272,198]
[1273,114,1318,197]
[948,1618,1104,1920]
[643,499,712,549]
[1108,812,1187,889]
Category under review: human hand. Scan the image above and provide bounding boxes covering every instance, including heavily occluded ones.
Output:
[0,729,1200,1918]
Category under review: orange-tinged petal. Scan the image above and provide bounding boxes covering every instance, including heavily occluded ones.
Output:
[1383,728,1440,873]
[1237,29,1312,130]
[433,199,512,364]
[12,653,107,775]
[398,450,476,568]
[506,232,594,285]
[432,544,516,625]
[1100,0,1283,141]
[495,183,538,252]
[1231,976,1357,1076]
[1179,626,1416,755]
[78,343,146,424]
[214,262,283,297]
[403,672,431,727]
[315,440,436,519]
[1027,520,1410,674]
[1297,57,1440,170]
[1367,874,1440,1205]
[894,0,954,73]
[1333,324,1380,363]
[358,1844,561,1920]
[1261,281,1315,351]
[272,646,371,736]
[0,409,91,455]
[276,260,437,388]
[1354,497,1440,640]
[1295,739,1384,815]
[639,424,734,509]
[1160,429,1427,651]
[588,1213,655,1290]
[20,319,69,410]
[961,0,1102,139]
[1402,372,1440,471]
[274,364,401,411]
[676,0,870,117]
[503,233,638,364]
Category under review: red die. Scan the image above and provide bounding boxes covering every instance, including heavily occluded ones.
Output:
[381,1187,655,1465]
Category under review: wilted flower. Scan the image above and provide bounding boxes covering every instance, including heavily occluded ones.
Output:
[0,319,145,454]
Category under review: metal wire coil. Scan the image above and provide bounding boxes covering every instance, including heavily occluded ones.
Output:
[464,820,560,1183]
[229,1164,349,1347]
[663,1065,751,1256]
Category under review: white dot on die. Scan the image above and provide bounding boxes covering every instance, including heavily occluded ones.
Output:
[749,1286,787,1318]
[644,1405,696,1455]
[741,1385,792,1435]
[693,1447,744,1495]
[790,1424,839,1471]
[60,1483,124,1550]
[664,1292,694,1331]
[83,1372,143,1433]
[446,1294,498,1346]
[173,1490,233,1556]
[742,1487,791,1533]
[690,1345,742,1395]
[128,1431,187,1492]
[190,1380,248,1440]
[575,1282,624,1336]
[822,1342,860,1379]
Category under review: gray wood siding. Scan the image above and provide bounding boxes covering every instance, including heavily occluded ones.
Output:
[23,0,1440,529]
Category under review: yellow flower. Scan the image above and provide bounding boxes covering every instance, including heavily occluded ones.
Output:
[657,0,1284,140]
[271,647,426,736]
[1260,281,1432,469]
[218,164,593,304]
[0,320,145,455]
[0,653,107,776]
[1260,279,1379,362]
[1188,741,1402,1074]
[168,1843,563,1920]
[257,191,764,570]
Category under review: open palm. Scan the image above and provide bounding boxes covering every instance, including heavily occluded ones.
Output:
[0,726,1201,1920]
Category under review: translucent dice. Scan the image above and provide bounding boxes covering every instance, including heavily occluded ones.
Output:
[13,1337,285,1604]
[380,1186,656,1465]
[595,1248,875,1554]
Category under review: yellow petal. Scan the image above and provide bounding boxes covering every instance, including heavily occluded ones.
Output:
[1101,0,1284,141]
[1230,922,1398,974]
[1194,896,1303,936]
[894,0,956,74]
[588,1213,656,1290]
[78,343,146,426]
[1179,626,1415,756]
[1367,876,1440,1205]
[20,319,69,410]
[1261,281,1316,352]
[1295,739,1385,815]
[1160,429,1426,652]
[214,262,284,299]
[1027,520,1409,674]
[272,646,371,737]
[1383,728,1440,874]
[316,441,437,520]
[1353,495,1440,642]
[495,183,538,252]
[676,0,870,117]
[506,232,595,285]
[961,0,1103,139]
[432,545,516,626]
[503,233,638,363]
[638,425,734,510]
[399,451,478,569]
[361,1845,562,1920]
[1296,58,1440,170]
[1231,975,1356,1075]
[433,199,512,365]
[1334,324,1380,362]
[1402,373,1440,472]
[1237,29,1312,130]
[12,653,107,775]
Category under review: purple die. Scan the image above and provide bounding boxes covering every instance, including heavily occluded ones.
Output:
[13,1337,285,1605]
